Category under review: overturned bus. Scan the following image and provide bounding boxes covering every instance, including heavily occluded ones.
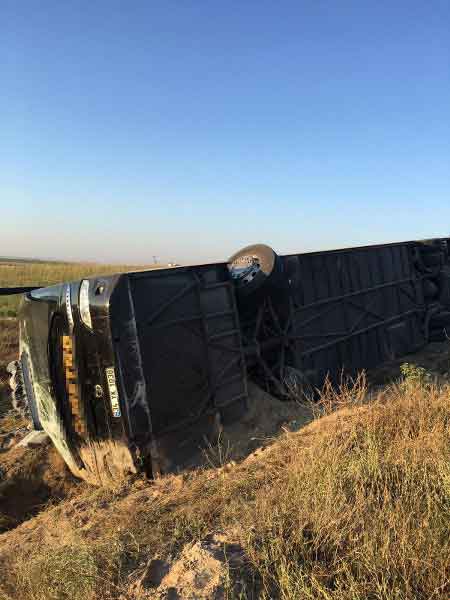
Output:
[5,238,450,484]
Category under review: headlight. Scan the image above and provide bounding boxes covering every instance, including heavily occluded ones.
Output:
[79,279,93,329]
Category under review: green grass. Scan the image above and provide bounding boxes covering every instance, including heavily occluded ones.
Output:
[0,260,151,318]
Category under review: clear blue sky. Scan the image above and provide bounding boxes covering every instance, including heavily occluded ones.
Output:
[1,1,449,264]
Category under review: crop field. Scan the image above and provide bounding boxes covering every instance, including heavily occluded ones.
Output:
[0,259,153,318]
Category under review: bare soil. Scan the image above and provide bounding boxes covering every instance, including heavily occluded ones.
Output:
[129,534,249,599]
[0,439,80,532]
[0,341,448,599]
[0,341,448,536]
[0,380,311,536]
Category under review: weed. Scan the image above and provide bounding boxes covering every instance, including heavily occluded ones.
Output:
[400,362,433,385]
[203,430,234,469]
[0,375,449,599]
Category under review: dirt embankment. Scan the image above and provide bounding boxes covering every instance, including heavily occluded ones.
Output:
[0,381,310,534]
[0,438,80,532]
[0,343,448,599]
[0,380,313,598]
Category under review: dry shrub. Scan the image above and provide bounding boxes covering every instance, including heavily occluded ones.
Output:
[0,374,448,600]
[113,375,449,599]
[313,370,368,417]
[15,543,99,600]
[10,535,137,600]
[241,378,450,599]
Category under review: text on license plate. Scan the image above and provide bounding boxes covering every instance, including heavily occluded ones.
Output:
[105,367,121,418]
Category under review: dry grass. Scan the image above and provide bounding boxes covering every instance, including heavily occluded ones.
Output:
[241,379,450,599]
[0,260,152,317]
[0,370,448,599]
[12,538,130,600]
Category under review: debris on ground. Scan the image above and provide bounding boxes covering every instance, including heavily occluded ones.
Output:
[16,430,49,448]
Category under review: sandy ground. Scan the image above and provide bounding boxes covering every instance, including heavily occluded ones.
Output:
[0,379,311,598]
[1,341,449,532]
[0,340,448,598]
[0,380,312,533]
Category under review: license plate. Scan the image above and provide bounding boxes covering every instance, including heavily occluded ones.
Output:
[105,367,121,418]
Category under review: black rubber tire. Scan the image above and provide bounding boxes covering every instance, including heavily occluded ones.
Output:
[228,244,283,300]
[8,356,42,429]
[7,360,27,416]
